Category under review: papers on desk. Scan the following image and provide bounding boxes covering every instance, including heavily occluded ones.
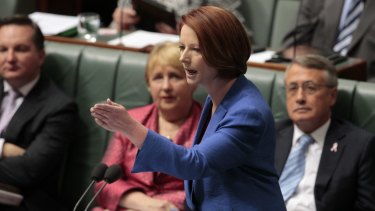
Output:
[248,50,276,63]
[108,30,179,48]
[29,12,78,36]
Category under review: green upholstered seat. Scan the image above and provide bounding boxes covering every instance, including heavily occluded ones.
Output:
[351,82,375,133]
[115,51,152,109]
[269,0,301,49]
[245,67,277,103]
[240,0,277,47]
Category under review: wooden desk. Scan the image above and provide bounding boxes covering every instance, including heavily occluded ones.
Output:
[248,58,367,81]
[45,36,367,81]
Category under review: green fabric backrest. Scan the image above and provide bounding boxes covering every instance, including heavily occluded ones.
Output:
[270,72,289,121]
[332,79,357,120]
[43,42,82,96]
[351,82,375,133]
[240,0,277,47]
[115,51,151,109]
[245,67,276,103]
[269,0,301,49]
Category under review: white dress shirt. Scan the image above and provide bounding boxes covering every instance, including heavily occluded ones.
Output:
[286,119,331,211]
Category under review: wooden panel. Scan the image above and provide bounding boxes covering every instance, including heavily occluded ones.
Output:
[36,0,82,15]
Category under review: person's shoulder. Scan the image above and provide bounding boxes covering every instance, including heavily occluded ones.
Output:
[333,118,375,139]
[228,76,264,103]
[275,118,293,131]
[39,75,76,106]
[329,118,375,154]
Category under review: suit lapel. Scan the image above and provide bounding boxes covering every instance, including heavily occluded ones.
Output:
[0,82,4,104]
[193,97,212,145]
[275,123,293,175]
[349,1,375,52]
[315,120,346,194]
[4,76,48,140]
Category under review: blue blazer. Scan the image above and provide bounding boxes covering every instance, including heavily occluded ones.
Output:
[133,75,286,210]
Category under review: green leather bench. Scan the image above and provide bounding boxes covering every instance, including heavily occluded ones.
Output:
[42,41,375,209]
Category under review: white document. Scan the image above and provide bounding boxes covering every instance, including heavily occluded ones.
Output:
[29,12,78,35]
[108,30,179,48]
[248,50,276,63]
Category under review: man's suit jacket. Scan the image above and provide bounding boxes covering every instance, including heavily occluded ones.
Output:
[275,118,375,211]
[283,0,375,80]
[0,74,78,211]
[133,75,286,211]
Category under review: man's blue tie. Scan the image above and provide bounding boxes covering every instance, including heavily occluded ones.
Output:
[333,0,365,56]
[279,134,314,201]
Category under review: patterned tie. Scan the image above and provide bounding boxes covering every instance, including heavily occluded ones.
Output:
[333,0,365,56]
[0,89,21,132]
[279,134,314,201]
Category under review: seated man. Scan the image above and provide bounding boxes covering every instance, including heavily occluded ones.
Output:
[112,0,250,36]
[0,16,78,211]
[281,0,375,81]
[275,54,375,211]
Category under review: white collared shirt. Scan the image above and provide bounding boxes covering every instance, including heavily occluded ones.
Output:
[0,75,40,158]
[286,119,331,211]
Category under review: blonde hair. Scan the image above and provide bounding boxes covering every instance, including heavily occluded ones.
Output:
[145,42,184,84]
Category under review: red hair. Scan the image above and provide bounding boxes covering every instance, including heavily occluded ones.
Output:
[180,6,251,78]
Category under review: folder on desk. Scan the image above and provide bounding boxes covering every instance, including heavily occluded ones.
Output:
[108,30,179,48]
[29,12,78,36]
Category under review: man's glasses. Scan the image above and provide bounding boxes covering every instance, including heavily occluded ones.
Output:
[285,81,332,96]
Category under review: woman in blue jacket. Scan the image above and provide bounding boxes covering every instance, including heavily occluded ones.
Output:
[91,6,286,211]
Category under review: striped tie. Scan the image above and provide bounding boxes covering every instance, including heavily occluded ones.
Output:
[279,134,314,201]
[333,0,365,56]
[0,89,21,132]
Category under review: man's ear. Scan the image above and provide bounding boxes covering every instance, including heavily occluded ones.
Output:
[38,49,46,66]
[330,87,338,107]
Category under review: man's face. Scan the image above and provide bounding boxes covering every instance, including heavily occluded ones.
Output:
[0,24,45,88]
[285,64,337,133]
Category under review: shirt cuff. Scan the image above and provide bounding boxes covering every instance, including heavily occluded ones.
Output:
[0,138,5,158]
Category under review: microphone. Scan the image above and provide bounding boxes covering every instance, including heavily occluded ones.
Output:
[72,163,108,211]
[117,0,130,45]
[292,0,305,59]
[84,164,123,211]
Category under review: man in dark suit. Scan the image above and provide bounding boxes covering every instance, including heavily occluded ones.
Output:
[0,16,78,210]
[282,0,375,82]
[275,54,375,211]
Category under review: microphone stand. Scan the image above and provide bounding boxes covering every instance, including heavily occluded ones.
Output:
[72,180,95,211]
[72,163,107,211]
[83,182,107,211]
[118,0,130,46]
[83,164,122,211]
